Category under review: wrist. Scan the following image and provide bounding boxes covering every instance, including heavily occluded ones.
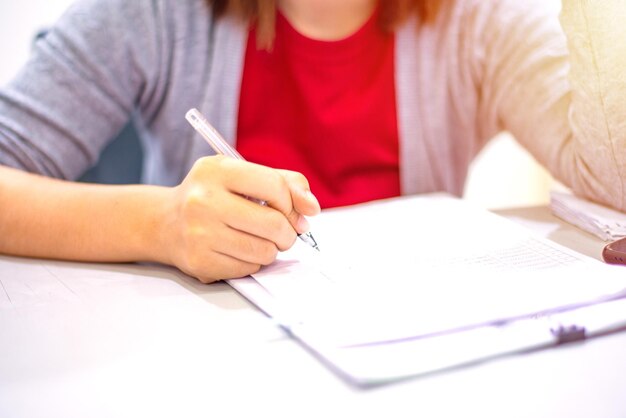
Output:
[131,185,177,265]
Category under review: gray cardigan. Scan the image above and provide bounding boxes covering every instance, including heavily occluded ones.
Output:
[1,0,624,208]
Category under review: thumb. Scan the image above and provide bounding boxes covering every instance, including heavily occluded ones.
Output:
[277,169,321,234]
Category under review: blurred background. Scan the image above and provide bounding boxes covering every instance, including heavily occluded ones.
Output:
[0,0,558,209]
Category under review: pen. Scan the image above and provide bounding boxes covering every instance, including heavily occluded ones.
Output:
[185,108,320,252]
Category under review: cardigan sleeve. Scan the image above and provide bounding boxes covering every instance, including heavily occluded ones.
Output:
[0,0,166,180]
[559,0,626,210]
[472,0,626,211]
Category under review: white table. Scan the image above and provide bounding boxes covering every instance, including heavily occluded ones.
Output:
[1,206,625,418]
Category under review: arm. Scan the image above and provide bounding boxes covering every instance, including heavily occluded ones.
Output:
[0,158,320,282]
[0,165,166,264]
[0,0,157,177]
[0,0,322,281]
[470,0,626,211]
[559,0,626,209]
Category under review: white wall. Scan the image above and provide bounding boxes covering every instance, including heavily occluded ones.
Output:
[461,0,562,208]
[464,133,555,209]
[0,0,75,85]
[0,0,555,209]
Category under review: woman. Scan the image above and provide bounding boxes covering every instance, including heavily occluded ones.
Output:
[0,0,624,282]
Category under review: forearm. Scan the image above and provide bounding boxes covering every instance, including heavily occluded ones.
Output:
[0,157,320,282]
[480,0,626,211]
[0,165,171,263]
[559,0,626,209]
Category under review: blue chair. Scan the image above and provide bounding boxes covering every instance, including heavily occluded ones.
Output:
[78,122,143,184]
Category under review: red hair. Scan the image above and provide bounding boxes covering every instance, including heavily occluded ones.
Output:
[207,0,439,50]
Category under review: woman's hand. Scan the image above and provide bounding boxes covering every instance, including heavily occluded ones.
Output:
[158,156,321,283]
[0,159,318,283]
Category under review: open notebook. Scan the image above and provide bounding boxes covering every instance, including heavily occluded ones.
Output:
[229,195,626,386]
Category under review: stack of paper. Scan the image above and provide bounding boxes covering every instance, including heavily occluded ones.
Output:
[550,191,626,241]
[229,195,626,386]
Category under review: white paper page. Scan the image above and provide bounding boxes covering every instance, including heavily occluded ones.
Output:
[250,195,626,347]
[551,191,626,240]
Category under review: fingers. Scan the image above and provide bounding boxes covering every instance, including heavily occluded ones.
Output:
[277,169,321,217]
[216,157,320,212]
[186,251,261,283]
[173,207,284,283]
[170,157,321,283]
[216,157,294,213]
[206,222,281,266]
[219,195,297,251]
[277,169,321,234]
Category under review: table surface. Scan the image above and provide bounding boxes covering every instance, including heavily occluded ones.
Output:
[1,205,625,418]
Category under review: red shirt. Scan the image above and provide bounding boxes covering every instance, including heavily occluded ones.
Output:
[236,10,400,209]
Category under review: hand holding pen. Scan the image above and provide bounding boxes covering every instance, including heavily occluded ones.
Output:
[154,109,322,283]
[185,108,320,246]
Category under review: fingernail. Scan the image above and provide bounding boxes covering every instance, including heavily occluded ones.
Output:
[296,214,310,233]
